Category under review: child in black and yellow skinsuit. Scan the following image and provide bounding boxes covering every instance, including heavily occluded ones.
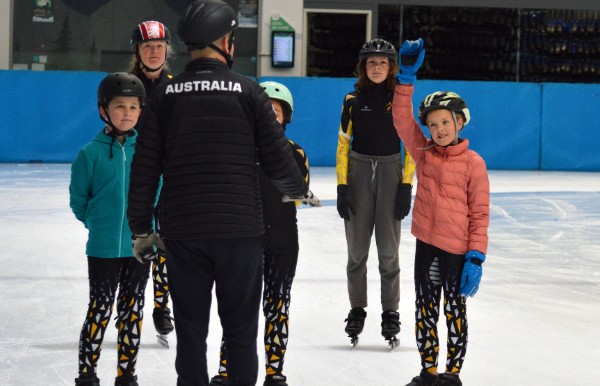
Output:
[209,81,320,386]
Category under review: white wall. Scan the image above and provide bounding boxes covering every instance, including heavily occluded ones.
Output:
[258,0,303,77]
[0,0,13,70]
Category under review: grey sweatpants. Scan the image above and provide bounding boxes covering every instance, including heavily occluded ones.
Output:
[345,151,403,311]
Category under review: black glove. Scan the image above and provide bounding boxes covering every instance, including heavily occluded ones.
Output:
[395,183,412,220]
[337,184,354,221]
[132,232,165,264]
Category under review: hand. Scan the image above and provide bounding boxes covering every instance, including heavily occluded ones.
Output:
[395,183,412,220]
[301,190,321,207]
[460,250,486,297]
[282,190,322,207]
[337,184,354,221]
[132,232,165,264]
[397,38,425,84]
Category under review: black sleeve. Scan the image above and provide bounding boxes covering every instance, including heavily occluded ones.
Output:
[253,87,308,199]
[127,98,165,235]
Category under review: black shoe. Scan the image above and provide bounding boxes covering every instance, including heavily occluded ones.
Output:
[114,375,138,386]
[209,375,229,386]
[406,370,439,386]
[75,375,100,386]
[264,374,288,386]
[381,310,400,338]
[344,307,366,336]
[153,307,174,335]
[437,373,462,385]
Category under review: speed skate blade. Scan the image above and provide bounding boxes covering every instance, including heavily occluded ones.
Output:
[157,334,169,349]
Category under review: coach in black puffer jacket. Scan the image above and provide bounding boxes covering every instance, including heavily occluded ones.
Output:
[127,57,307,239]
[126,2,308,384]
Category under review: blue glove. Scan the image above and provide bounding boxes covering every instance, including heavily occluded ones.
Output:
[460,250,486,297]
[397,38,425,84]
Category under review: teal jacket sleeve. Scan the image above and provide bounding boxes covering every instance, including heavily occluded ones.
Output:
[69,149,92,225]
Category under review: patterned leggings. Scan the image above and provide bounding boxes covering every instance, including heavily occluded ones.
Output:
[78,257,150,377]
[152,252,170,309]
[413,240,468,374]
[217,249,298,377]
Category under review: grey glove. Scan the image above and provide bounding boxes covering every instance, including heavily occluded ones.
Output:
[132,232,165,264]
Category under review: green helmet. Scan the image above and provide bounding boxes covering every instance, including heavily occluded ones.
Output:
[260,81,293,124]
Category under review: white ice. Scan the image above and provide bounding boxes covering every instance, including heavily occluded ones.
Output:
[1,164,600,386]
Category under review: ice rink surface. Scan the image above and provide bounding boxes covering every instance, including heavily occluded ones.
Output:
[1,164,600,386]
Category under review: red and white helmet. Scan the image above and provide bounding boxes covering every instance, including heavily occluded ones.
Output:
[130,21,171,51]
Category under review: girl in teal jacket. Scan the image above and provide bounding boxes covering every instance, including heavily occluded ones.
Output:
[70,73,148,386]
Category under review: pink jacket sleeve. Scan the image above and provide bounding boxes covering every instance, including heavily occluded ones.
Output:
[392,84,427,164]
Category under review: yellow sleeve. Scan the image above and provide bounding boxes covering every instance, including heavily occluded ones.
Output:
[336,94,354,185]
[402,147,416,185]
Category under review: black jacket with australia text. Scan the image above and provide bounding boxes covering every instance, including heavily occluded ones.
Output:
[127,58,308,240]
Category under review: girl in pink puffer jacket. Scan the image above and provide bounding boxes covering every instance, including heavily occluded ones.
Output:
[392,38,490,386]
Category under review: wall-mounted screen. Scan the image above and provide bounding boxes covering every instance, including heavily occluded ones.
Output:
[271,31,295,68]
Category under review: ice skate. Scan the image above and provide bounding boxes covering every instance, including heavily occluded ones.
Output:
[114,375,138,386]
[263,374,288,386]
[405,370,440,386]
[344,307,366,347]
[153,307,174,348]
[209,375,229,386]
[381,310,400,350]
[74,374,100,386]
[437,373,462,385]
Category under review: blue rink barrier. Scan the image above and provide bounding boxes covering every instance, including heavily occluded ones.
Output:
[1,70,599,171]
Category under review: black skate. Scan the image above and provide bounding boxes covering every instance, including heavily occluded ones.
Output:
[344,307,366,347]
[74,374,100,386]
[437,373,462,385]
[405,370,439,386]
[264,374,288,386]
[153,307,174,348]
[381,310,400,350]
[209,375,229,386]
[114,375,138,386]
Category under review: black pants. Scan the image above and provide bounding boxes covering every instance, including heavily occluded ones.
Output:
[217,243,299,378]
[166,236,264,386]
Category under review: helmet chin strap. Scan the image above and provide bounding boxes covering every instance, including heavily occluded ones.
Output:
[136,47,166,73]
[99,110,129,137]
[208,31,235,69]
[450,111,460,146]
[141,62,164,73]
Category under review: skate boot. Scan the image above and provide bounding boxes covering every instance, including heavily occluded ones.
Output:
[153,307,174,348]
[74,374,100,386]
[344,307,366,346]
[114,375,138,386]
[264,374,288,386]
[437,373,462,385]
[381,310,400,349]
[209,375,229,386]
[405,370,439,386]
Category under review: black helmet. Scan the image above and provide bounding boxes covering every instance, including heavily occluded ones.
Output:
[359,38,397,62]
[130,21,171,50]
[177,0,238,48]
[418,91,470,126]
[97,72,146,107]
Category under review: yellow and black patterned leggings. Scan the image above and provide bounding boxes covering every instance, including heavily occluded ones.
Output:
[217,249,298,377]
[152,252,170,310]
[78,257,150,378]
[413,240,468,375]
